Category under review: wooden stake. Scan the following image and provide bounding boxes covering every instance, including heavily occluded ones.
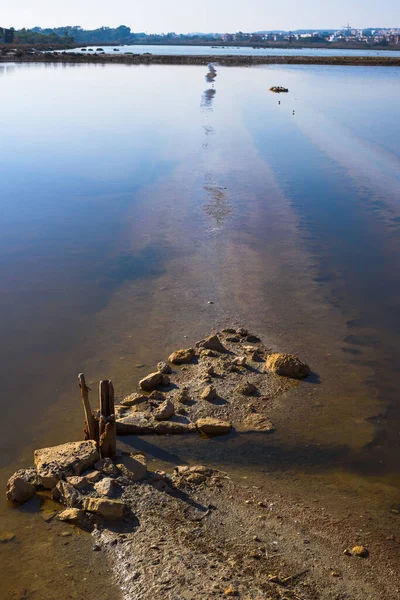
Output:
[99,379,116,459]
[78,373,97,441]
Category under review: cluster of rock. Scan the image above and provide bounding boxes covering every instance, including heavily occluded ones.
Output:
[6,440,146,521]
[115,328,310,437]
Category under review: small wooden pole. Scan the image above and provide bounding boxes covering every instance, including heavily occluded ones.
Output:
[99,379,116,459]
[78,373,97,441]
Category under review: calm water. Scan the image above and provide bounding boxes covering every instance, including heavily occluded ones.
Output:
[0,61,400,597]
[63,43,400,57]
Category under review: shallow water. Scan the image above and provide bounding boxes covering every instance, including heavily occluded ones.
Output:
[64,43,400,57]
[1,61,400,596]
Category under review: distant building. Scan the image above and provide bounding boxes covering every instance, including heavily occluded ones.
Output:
[3,28,15,44]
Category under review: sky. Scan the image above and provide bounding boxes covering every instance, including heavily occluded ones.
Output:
[1,0,399,32]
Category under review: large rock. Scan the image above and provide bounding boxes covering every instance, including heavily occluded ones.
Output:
[200,385,217,402]
[82,497,126,518]
[168,348,195,364]
[55,480,82,508]
[154,399,175,421]
[157,361,172,374]
[198,335,227,353]
[116,453,147,482]
[94,477,119,497]
[266,353,310,379]
[34,441,99,489]
[196,417,232,435]
[139,371,170,391]
[154,420,196,435]
[6,471,36,505]
[116,413,154,435]
[58,508,86,525]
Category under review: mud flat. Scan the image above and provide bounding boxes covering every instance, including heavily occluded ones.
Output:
[2,49,400,66]
[5,330,400,599]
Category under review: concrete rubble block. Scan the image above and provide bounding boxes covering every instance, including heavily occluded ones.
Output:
[34,440,99,489]
[83,497,126,518]
[196,417,232,435]
[139,371,170,391]
[6,470,36,505]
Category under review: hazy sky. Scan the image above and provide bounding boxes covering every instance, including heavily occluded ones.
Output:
[2,0,399,32]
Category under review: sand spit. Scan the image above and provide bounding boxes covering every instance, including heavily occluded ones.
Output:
[2,49,400,67]
[5,329,400,599]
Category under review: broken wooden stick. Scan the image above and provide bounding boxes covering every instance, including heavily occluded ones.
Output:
[78,373,97,442]
[99,379,116,459]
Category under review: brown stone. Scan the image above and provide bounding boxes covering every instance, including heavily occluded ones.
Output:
[34,441,99,489]
[198,335,227,353]
[116,453,147,482]
[196,417,232,435]
[154,399,175,421]
[352,545,369,557]
[266,353,310,379]
[6,472,36,505]
[83,497,126,518]
[168,348,195,364]
[200,385,217,402]
[139,371,170,391]
[120,393,148,407]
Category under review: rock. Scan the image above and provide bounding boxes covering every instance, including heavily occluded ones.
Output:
[236,381,257,396]
[200,349,218,358]
[226,336,241,343]
[34,440,99,489]
[246,334,261,343]
[157,361,172,374]
[6,471,36,505]
[176,387,192,404]
[196,417,232,435]
[94,458,119,477]
[236,327,248,336]
[222,328,236,334]
[81,470,102,484]
[58,508,86,524]
[187,473,206,485]
[148,390,166,402]
[121,393,148,407]
[266,353,310,379]
[116,413,154,435]
[154,399,175,421]
[224,586,239,597]
[55,480,82,508]
[198,335,227,353]
[94,477,119,497]
[66,475,91,491]
[168,348,195,364]
[232,356,246,367]
[200,385,217,402]
[154,421,196,434]
[238,414,275,433]
[82,497,126,518]
[116,453,147,482]
[0,532,16,543]
[351,545,369,557]
[139,371,170,391]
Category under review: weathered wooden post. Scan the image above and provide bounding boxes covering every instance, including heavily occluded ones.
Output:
[99,379,116,459]
[78,373,97,442]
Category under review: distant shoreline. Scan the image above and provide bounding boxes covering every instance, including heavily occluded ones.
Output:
[2,52,400,67]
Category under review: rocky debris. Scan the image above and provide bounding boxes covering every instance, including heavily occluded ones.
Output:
[236,327,248,336]
[154,420,196,435]
[176,386,192,404]
[237,414,275,432]
[0,532,16,543]
[196,417,232,435]
[266,353,310,379]
[34,440,99,489]
[6,471,36,505]
[351,545,369,557]
[168,348,195,364]
[139,371,170,391]
[148,390,166,402]
[94,477,119,497]
[66,475,91,491]
[197,334,227,353]
[232,356,247,367]
[81,470,102,484]
[200,385,218,402]
[173,465,218,488]
[116,453,147,482]
[121,393,148,407]
[54,480,82,508]
[236,381,257,396]
[157,361,172,374]
[94,458,119,477]
[57,508,86,525]
[82,497,126,518]
[154,399,175,421]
